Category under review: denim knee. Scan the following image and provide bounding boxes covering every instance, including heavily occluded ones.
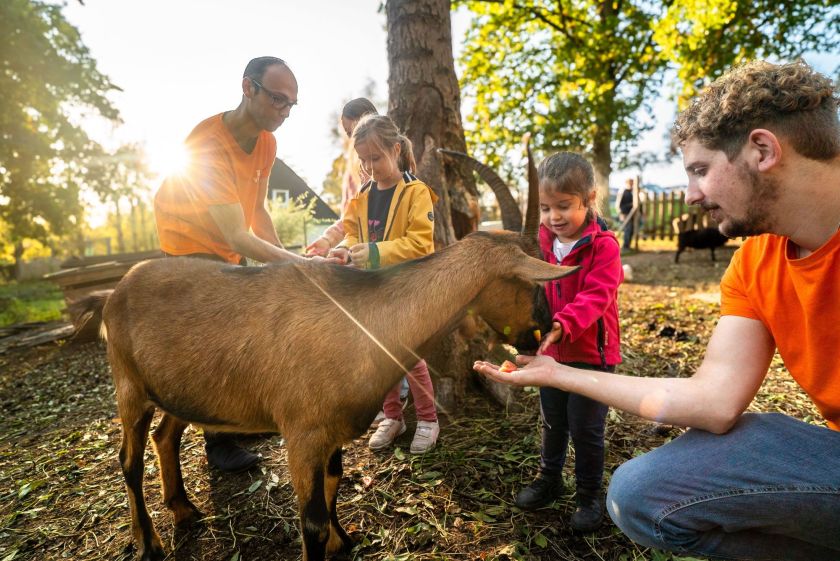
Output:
[606,453,663,549]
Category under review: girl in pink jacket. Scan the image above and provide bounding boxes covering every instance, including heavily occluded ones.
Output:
[514,152,622,533]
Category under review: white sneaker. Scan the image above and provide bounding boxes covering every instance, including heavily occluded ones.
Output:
[368,418,406,450]
[370,410,386,428]
[410,420,440,454]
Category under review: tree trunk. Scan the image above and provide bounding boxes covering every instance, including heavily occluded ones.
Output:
[113,198,125,253]
[13,241,24,281]
[591,125,613,218]
[386,0,479,243]
[130,197,139,252]
[386,0,487,412]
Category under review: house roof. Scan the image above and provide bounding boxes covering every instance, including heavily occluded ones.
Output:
[269,158,338,221]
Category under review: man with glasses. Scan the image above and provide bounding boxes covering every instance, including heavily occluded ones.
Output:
[154,56,317,472]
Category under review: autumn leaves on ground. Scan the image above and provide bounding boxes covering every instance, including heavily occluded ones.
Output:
[0,247,822,561]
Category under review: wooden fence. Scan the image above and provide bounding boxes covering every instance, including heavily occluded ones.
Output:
[635,190,712,241]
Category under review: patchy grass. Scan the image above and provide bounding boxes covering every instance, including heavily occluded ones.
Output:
[0,249,821,561]
[0,281,65,327]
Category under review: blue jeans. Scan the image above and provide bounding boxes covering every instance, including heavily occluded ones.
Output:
[539,363,611,491]
[622,218,635,250]
[607,413,840,560]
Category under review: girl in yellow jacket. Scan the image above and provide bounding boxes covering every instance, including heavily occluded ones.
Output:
[329,115,440,454]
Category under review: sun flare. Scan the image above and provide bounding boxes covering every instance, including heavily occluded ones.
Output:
[147,142,190,179]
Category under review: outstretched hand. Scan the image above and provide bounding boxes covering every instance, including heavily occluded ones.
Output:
[305,237,331,257]
[473,354,559,388]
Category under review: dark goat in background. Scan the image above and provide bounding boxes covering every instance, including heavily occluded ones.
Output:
[675,227,729,263]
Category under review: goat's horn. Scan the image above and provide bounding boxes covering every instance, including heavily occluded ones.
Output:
[521,133,540,238]
[438,148,522,232]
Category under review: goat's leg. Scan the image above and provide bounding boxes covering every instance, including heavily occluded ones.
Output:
[710,247,717,261]
[288,444,330,561]
[151,413,202,527]
[119,404,164,561]
[324,447,353,556]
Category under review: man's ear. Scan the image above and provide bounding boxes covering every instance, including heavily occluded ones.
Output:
[748,129,782,172]
[242,77,256,99]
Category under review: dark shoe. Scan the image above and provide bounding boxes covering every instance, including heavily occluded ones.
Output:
[514,476,564,510]
[205,439,261,472]
[570,490,604,532]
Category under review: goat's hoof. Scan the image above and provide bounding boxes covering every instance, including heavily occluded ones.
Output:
[171,497,204,528]
[138,545,166,561]
[174,508,204,529]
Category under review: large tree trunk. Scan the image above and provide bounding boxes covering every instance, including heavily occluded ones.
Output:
[591,125,613,218]
[386,0,489,412]
[386,0,479,243]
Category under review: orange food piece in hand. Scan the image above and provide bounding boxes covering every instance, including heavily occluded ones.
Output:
[499,360,518,373]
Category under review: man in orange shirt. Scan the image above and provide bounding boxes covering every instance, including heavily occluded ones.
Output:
[155,56,323,472]
[475,60,840,560]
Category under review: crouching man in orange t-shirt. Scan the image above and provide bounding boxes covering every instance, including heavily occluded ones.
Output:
[154,56,333,472]
[475,60,840,560]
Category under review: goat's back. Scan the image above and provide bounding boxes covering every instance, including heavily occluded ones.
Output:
[103,258,389,437]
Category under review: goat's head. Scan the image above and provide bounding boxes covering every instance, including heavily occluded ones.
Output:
[467,231,578,351]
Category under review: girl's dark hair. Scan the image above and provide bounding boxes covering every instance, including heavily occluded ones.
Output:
[243,56,287,81]
[341,98,378,121]
[538,152,598,219]
[352,115,416,174]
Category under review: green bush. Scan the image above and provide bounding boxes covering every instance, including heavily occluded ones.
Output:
[0,281,65,327]
[268,195,318,251]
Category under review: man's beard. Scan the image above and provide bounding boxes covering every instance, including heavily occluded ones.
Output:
[711,165,779,238]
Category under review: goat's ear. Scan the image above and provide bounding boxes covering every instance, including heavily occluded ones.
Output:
[512,255,580,281]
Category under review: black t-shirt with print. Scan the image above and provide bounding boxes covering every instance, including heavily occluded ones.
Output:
[367,184,396,242]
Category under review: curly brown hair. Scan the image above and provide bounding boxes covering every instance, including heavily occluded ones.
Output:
[673,60,840,161]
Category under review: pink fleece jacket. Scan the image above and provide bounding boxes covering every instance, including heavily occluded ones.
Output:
[538,217,623,366]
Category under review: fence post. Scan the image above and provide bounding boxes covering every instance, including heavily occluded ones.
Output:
[632,175,641,250]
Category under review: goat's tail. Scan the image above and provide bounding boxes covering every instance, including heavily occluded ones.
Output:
[68,290,113,344]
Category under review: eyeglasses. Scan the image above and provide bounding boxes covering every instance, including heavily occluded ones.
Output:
[250,78,297,110]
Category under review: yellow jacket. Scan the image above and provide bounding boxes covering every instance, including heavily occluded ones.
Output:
[340,171,438,268]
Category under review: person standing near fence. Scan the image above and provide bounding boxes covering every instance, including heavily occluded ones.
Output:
[616,178,636,251]
[615,177,642,252]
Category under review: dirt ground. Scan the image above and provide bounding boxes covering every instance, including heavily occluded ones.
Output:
[0,245,822,561]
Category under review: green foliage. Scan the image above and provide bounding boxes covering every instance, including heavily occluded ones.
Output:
[458,0,666,186]
[320,148,347,215]
[457,0,839,189]
[656,0,840,106]
[0,0,120,255]
[0,280,64,327]
[83,143,157,253]
[268,195,323,250]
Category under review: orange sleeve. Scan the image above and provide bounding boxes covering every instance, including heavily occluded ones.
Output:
[719,247,760,320]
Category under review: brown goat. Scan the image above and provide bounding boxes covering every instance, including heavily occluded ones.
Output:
[72,231,577,561]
